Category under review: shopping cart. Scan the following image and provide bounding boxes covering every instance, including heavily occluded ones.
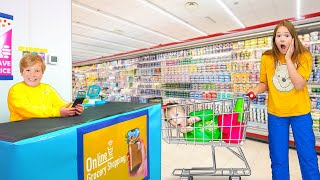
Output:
[162,96,252,180]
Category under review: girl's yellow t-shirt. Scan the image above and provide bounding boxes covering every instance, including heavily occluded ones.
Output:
[259,52,312,117]
[7,82,68,121]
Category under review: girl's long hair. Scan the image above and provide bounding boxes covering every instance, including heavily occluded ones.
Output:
[264,20,309,69]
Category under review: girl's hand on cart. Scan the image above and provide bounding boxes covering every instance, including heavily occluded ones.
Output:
[246,91,256,100]
[246,89,257,100]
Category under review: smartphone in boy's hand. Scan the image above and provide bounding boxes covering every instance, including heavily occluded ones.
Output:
[71,98,85,107]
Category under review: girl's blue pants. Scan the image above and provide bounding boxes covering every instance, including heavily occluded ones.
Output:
[268,113,320,180]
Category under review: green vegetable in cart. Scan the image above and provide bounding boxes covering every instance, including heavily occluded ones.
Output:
[188,109,214,121]
[184,110,221,142]
[234,98,244,122]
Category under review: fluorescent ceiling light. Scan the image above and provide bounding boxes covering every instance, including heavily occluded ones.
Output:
[137,0,208,36]
[72,41,122,53]
[72,47,109,55]
[72,33,136,49]
[72,52,107,58]
[295,21,320,28]
[72,51,106,56]
[216,0,245,28]
[72,1,180,42]
[73,55,96,58]
[72,55,97,60]
[72,21,156,46]
[297,0,301,19]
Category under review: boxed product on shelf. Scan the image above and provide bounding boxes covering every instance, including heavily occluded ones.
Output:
[131,96,162,104]
[72,24,320,144]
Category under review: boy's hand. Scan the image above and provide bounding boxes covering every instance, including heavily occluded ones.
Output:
[60,103,76,117]
[74,104,84,115]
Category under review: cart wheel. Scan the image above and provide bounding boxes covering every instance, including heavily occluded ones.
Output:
[229,176,241,180]
[180,176,193,180]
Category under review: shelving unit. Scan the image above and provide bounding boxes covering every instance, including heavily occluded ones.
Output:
[72,21,320,152]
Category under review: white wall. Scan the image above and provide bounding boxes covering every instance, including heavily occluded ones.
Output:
[0,0,72,123]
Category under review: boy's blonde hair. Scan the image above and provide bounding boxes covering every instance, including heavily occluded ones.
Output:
[19,53,46,73]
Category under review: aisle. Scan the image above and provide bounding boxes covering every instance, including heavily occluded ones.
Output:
[162,139,320,180]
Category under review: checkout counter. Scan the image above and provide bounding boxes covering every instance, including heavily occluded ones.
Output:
[0,102,161,180]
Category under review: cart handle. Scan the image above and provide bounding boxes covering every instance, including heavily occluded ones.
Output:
[246,91,256,100]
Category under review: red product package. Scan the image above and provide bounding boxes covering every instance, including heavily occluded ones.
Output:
[218,113,245,144]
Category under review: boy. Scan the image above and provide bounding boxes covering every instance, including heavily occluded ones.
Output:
[7,53,84,121]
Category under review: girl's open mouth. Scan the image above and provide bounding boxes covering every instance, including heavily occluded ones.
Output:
[281,45,286,50]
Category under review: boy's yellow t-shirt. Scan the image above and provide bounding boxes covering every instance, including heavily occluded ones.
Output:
[259,52,312,117]
[7,82,68,121]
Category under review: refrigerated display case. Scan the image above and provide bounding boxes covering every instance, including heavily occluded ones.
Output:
[72,17,320,152]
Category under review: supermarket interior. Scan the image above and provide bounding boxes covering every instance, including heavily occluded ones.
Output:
[1,0,320,180]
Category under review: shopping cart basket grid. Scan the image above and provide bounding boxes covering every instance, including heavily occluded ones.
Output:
[162,97,252,179]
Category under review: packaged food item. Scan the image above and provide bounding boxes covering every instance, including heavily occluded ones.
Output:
[303,34,310,42]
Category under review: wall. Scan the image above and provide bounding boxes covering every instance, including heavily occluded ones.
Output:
[0,0,72,123]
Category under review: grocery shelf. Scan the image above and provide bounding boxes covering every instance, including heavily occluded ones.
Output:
[73,23,320,152]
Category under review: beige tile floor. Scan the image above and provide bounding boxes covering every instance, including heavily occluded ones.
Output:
[162,139,320,180]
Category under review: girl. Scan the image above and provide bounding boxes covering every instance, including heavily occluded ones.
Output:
[249,20,320,180]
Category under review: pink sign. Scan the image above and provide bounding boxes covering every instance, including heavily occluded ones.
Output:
[0,12,13,80]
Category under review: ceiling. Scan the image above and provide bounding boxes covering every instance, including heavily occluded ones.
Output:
[72,0,320,65]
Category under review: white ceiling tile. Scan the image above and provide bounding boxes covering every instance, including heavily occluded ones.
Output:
[72,0,320,64]
[301,0,320,16]
[72,1,179,42]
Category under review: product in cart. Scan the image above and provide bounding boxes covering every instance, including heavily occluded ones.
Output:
[234,97,245,122]
[162,97,252,179]
[218,113,244,144]
[184,109,221,142]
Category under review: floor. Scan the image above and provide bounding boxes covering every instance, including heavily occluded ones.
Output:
[161,139,320,180]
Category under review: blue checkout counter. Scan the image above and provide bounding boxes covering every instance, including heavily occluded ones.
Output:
[0,102,161,180]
